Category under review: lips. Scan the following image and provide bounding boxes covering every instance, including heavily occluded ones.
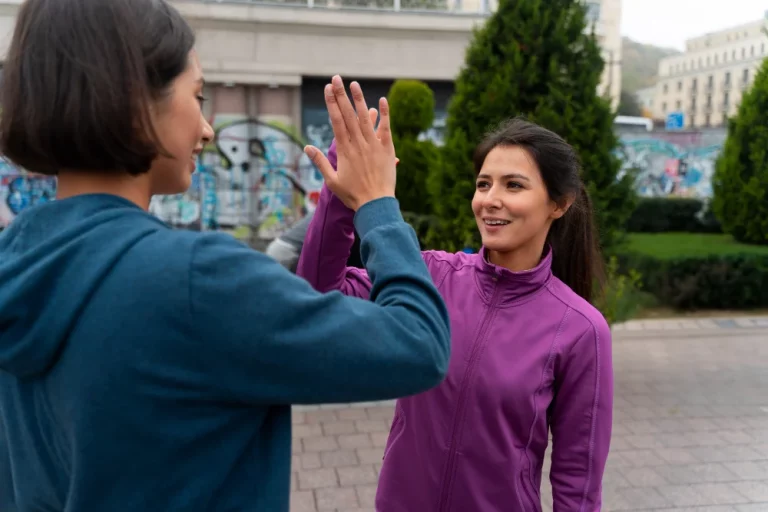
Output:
[483,218,510,226]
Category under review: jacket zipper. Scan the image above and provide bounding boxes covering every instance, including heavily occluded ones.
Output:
[437,278,500,512]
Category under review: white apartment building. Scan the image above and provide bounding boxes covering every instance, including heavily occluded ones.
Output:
[653,15,768,128]
[0,0,622,129]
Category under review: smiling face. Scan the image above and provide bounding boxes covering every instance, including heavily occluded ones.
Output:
[471,145,570,270]
[148,50,214,195]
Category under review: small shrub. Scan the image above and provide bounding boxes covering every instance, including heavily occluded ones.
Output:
[594,256,654,325]
[626,197,721,233]
[617,252,768,310]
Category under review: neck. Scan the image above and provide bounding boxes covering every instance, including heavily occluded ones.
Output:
[56,170,152,210]
[488,241,547,272]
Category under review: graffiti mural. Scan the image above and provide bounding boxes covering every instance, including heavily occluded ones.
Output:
[1,119,322,242]
[617,129,726,198]
[0,158,57,228]
[151,117,323,240]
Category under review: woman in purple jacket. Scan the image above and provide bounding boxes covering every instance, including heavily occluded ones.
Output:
[297,117,613,511]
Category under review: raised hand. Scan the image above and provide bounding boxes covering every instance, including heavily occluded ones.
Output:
[304,75,397,211]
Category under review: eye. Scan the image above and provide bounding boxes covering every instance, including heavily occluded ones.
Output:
[197,95,208,107]
[476,180,490,189]
[507,181,524,189]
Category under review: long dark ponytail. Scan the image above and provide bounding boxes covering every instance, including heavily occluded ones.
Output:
[473,117,605,303]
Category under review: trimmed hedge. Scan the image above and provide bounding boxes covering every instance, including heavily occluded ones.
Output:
[626,197,721,233]
[618,252,768,310]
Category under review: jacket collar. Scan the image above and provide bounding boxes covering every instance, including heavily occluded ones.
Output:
[472,245,553,306]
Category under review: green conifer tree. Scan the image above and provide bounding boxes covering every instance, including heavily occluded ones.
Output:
[428,0,635,252]
[711,58,768,244]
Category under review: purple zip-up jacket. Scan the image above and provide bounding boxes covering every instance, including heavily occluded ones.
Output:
[297,141,613,512]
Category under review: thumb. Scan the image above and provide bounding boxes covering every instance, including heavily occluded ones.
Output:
[305,145,337,188]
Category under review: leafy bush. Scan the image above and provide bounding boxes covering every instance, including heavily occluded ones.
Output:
[594,256,655,325]
[617,252,768,310]
[711,56,768,245]
[626,197,721,233]
[388,80,440,217]
[387,80,435,138]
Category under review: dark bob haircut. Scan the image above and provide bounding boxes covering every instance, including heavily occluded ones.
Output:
[0,0,195,176]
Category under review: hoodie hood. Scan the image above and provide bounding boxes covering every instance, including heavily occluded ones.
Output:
[0,194,165,378]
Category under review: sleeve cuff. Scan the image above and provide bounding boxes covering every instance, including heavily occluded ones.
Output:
[353,197,403,238]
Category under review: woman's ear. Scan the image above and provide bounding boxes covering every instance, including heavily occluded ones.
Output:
[551,194,575,220]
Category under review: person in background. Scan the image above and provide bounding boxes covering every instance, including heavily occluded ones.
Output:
[266,211,364,272]
[298,118,614,511]
[0,0,451,510]
[265,212,315,272]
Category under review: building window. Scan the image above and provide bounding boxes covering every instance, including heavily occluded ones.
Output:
[585,2,600,23]
[724,91,730,108]
[690,114,696,126]
[725,71,731,85]
[676,100,681,109]
[678,81,683,91]
[706,95,712,107]
[663,83,668,94]
[662,102,667,112]
[705,114,711,127]
[743,68,749,83]
[742,47,746,58]
[692,78,698,90]
[751,45,755,56]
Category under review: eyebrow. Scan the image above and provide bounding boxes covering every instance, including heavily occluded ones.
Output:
[477,173,530,181]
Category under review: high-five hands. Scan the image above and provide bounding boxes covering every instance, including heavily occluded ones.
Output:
[304,75,397,211]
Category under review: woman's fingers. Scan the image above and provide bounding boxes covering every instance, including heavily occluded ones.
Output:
[305,145,338,190]
[324,83,349,145]
[377,96,392,146]
[331,75,362,145]
[350,81,374,142]
[368,108,378,133]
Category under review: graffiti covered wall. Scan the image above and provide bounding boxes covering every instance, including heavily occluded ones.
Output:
[0,159,57,228]
[1,118,321,242]
[149,117,322,240]
[617,129,726,198]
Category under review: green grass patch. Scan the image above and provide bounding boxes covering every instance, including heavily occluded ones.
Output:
[624,233,768,260]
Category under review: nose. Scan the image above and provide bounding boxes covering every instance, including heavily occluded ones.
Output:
[201,115,214,144]
[482,185,503,209]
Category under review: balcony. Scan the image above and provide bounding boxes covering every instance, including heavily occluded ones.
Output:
[191,0,495,13]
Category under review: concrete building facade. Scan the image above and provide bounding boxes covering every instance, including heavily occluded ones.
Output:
[653,15,768,128]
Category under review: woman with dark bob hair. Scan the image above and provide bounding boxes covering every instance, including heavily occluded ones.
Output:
[0,0,452,510]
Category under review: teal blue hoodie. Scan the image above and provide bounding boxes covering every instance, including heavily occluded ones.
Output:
[0,193,450,511]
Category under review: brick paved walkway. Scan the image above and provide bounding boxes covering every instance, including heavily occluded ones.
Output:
[289,317,768,512]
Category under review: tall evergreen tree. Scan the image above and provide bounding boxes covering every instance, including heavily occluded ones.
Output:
[711,58,768,245]
[427,0,635,252]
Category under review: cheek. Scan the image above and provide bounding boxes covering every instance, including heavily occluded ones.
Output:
[502,193,552,219]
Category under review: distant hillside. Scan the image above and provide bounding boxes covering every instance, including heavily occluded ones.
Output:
[622,37,681,93]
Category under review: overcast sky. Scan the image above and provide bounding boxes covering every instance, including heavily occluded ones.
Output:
[621,0,767,50]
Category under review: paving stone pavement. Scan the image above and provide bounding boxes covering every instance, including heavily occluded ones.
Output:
[289,317,768,512]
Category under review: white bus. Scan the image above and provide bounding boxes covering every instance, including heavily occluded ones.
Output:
[614,115,653,133]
